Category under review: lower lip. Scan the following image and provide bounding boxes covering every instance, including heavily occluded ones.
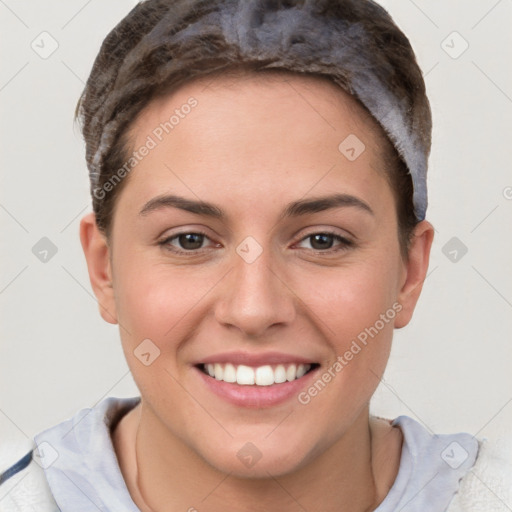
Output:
[194,366,320,408]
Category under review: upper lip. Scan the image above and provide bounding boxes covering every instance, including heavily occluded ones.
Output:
[193,351,319,367]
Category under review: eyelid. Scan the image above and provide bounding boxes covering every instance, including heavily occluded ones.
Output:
[157,224,216,242]
[158,229,216,253]
[293,229,354,252]
[295,224,356,240]
[293,225,355,244]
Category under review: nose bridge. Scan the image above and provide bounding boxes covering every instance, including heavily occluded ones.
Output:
[215,235,295,336]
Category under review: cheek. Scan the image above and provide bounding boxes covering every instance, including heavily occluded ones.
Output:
[302,260,400,337]
[288,264,398,439]
[112,258,211,398]
[296,258,400,391]
[113,254,218,345]
[300,275,395,412]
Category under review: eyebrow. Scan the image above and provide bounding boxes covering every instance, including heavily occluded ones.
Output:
[139,192,374,220]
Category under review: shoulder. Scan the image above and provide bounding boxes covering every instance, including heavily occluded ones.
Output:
[446,430,512,512]
[0,397,140,512]
[0,442,60,512]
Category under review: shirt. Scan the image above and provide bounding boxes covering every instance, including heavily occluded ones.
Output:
[1,396,480,511]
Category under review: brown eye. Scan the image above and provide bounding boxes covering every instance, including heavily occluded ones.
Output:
[159,231,213,254]
[175,233,205,250]
[296,232,353,252]
[309,233,335,250]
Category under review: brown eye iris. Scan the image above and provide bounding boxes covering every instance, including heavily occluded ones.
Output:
[178,233,205,250]
[309,233,335,250]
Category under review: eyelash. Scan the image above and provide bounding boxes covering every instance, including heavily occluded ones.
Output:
[157,230,354,255]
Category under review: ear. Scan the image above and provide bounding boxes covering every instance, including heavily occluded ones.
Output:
[79,212,118,325]
[395,220,435,329]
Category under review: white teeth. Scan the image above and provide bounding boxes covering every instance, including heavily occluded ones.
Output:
[296,364,307,379]
[274,364,287,384]
[202,363,313,386]
[286,365,296,382]
[236,365,255,385]
[223,363,237,383]
[255,365,274,386]
[214,363,224,380]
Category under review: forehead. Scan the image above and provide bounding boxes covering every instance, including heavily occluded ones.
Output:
[118,70,392,222]
[133,69,381,141]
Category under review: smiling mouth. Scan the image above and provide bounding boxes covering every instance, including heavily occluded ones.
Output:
[196,362,320,386]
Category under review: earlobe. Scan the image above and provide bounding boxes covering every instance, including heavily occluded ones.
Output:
[79,212,118,325]
[395,220,435,329]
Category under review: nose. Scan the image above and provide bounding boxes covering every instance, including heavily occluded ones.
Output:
[214,241,296,338]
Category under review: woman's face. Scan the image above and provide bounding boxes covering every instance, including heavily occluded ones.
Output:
[84,72,432,477]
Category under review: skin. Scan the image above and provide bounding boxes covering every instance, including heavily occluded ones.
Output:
[80,71,434,512]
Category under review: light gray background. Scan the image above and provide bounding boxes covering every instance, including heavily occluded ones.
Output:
[1,0,511,463]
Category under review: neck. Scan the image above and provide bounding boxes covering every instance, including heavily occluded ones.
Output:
[113,401,401,512]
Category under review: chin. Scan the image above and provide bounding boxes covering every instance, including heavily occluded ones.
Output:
[205,447,309,479]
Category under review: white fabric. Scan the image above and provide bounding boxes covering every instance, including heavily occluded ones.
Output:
[0,449,58,512]
[373,416,478,510]
[446,429,512,512]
